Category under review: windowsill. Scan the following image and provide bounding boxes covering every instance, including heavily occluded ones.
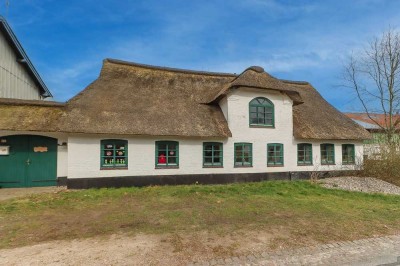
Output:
[249,125,275,128]
[100,167,128,170]
[342,163,355,165]
[234,165,253,168]
[297,163,313,166]
[267,164,284,167]
[203,165,223,168]
[155,165,179,169]
[321,163,335,166]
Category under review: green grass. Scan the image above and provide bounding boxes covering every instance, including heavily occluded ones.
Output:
[1,181,400,249]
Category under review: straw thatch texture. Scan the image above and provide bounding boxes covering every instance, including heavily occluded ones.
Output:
[286,81,372,140]
[62,59,234,137]
[209,66,303,105]
[0,59,371,140]
[0,98,64,132]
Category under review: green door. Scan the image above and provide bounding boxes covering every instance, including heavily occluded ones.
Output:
[0,135,57,188]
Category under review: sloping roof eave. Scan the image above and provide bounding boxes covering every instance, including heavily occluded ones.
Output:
[0,16,52,98]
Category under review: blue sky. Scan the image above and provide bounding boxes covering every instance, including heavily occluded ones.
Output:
[1,0,400,111]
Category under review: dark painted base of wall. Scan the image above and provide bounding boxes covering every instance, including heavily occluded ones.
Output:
[57,176,68,186]
[67,171,355,189]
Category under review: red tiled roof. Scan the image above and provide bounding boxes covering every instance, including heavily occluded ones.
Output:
[344,113,400,129]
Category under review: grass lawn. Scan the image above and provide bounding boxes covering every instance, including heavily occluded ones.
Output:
[1,181,400,250]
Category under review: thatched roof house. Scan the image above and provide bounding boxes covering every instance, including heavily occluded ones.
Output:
[0,58,372,189]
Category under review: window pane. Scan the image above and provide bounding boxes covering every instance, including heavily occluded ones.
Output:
[168,143,177,151]
[104,150,114,157]
[204,157,213,163]
[115,144,125,150]
[214,144,222,151]
[213,150,221,157]
[243,145,250,152]
[158,143,166,150]
[168,156,177,164]
[205,150,213,157]
[104,144,114,149]
[204,144,213,151]
[235,156,243,163]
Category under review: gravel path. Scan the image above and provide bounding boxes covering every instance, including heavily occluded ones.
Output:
[319,176,400,195]
[191,235,400,266]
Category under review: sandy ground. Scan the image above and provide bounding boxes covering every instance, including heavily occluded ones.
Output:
[0,230,298,266]
[0,186,66,201]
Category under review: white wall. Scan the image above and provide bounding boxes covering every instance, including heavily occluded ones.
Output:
[0,130,68,177]
[67,87,363,179]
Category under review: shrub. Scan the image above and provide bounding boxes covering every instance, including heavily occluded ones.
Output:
[362,144,400,186]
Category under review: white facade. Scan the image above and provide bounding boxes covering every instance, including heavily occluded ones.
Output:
[66,88,363,180]
[0,88,363,182]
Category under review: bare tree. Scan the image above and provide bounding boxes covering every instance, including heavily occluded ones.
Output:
[344,28,400,146]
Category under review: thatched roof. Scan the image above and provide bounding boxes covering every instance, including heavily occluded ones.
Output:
[0,98,64,132]
[208,66,303,105]
[0,58,371,140]
[285,82,372,140]
[61,59,234,137]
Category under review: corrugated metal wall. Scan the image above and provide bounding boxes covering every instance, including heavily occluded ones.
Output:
[0,31,42,100]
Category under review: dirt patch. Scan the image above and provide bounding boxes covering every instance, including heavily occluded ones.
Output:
[0,229,300,266]
[0,186,66,201]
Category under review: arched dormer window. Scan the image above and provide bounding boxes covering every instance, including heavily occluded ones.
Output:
[249,97,274,127]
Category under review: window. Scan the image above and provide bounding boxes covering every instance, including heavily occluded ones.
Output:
[203,142,223,167]
[267,143,284,166]
[342,144,355,164]
[320,144,335,165]
[101,139,128,169]
[297,143,313,165]
[249,97,274,127]
[234,143,252,167]
[156,141,179,167]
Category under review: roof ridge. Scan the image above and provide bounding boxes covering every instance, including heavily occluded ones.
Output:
[0,98,64,107]
[280,79,310,85]
[105,58,237,77]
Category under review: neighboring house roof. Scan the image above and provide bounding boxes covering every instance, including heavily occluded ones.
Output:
[344,113,400,131]
[0,58,371,140]
[0,16,52,98]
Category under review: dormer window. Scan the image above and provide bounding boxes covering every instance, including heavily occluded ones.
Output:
[249,97,274,127]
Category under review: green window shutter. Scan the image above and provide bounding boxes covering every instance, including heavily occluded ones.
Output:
[155,141,179,167]
[234,143,253,167]
[249,97,275,127]
[297,143,313,165]
[203,142,223,167]
[320,143,335,165]
[267,143,284,166]
[100,139,128,169]
[342,144,355,164]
